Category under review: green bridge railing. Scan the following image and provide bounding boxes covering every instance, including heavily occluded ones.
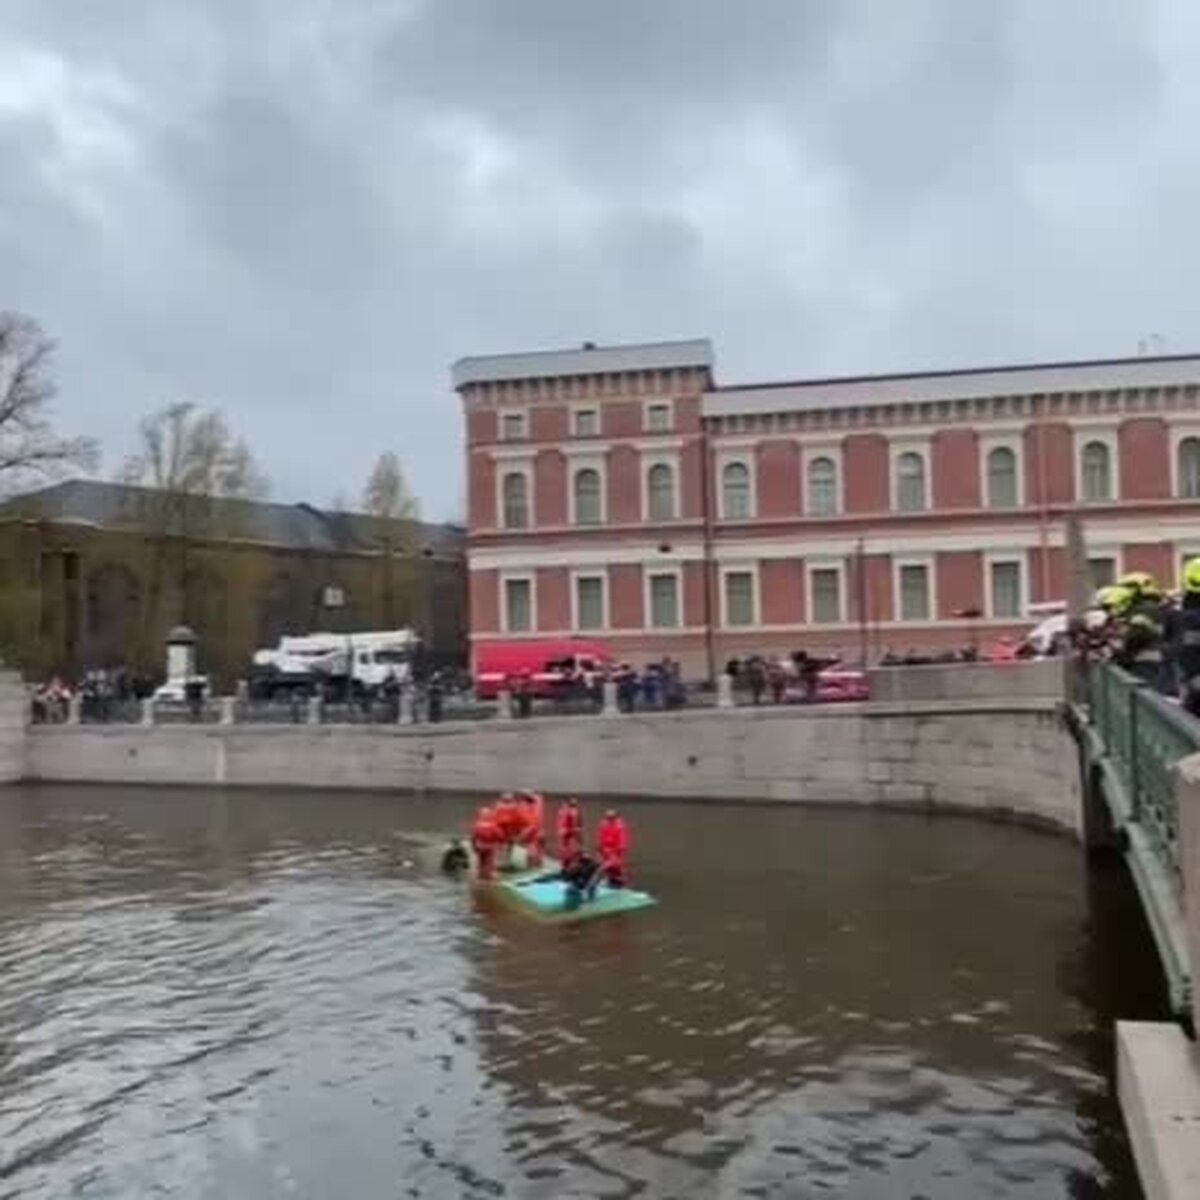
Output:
[1074,661,1195,1015]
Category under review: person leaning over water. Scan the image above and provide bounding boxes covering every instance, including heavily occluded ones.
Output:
[561,848,601,908]
[1175,559,1200,715]
[1109,573,1170,691]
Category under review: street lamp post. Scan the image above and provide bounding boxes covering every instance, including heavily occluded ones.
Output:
[321,583,347,701]
[419,546,435,681]
[855,537,869,668]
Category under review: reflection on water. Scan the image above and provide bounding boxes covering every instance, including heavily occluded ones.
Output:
[0,785,1165,1198]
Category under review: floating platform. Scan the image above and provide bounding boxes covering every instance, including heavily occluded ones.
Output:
[497,869,657,924]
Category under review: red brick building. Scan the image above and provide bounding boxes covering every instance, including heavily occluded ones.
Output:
[455,339,1200,678]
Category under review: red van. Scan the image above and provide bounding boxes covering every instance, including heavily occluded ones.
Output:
[472,639,613,700]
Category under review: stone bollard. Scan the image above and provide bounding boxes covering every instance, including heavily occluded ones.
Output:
[496,688,513,721]
[140,697,156,726]
[602,679,619,717]
[219,696,237,726]
[398,688,415,725]
[67,693,83,725]
[306,695,322,726]
[717,673,735,709]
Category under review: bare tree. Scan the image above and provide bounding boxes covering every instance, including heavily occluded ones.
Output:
[121,401,268,500]
[0,312,98,486]
[119,401,270,653]
[362,451,420,521]
[362,452,422,628]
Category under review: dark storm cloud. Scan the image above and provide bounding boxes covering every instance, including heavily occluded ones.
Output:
[1,0,1196,514]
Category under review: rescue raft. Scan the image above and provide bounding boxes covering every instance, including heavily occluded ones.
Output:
[484,852,656,923]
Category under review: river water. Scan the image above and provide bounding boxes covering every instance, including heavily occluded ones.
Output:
[0,785,1166,1199]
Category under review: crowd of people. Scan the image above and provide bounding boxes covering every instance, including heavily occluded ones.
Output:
[30,668,153,724]
[1075,567,1200,712]
[723,652,834,704]
[446,793,631,908]
[501,657,688,717]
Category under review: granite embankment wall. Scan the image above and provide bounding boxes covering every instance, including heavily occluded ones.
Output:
[866,659,1067,704]
[0,672,26,784]
[28,699,1082,833]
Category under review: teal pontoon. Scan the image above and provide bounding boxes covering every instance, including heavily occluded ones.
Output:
[489,854,656,924]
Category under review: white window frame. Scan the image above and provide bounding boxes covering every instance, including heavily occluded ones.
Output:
[641,451,680,522]
[1073,428,1120,503]
[806,560,845,625]
[567,452,607,526]
[979,434,1024,509]
[570,570,609,632]
[500,572,536,633]
[1169,424,1200,499]
[571,405,600,438]
[499,409,529,442]
[1176,544,1200,588]
[1085,549,1123,593]
[643,399,674,434]
[892,555,937,623]
[889,439,932,513]
[985,554,1026,620]
[495,462,534,531]
[719,563,760,628]
[717,453,756,521]
[802,443,843,517]
[644,566,683,629]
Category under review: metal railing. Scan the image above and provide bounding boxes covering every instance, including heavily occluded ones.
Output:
[1078,661,1197,881]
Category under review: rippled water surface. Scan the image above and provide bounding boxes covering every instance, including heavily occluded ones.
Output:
[0,785,1166,1198]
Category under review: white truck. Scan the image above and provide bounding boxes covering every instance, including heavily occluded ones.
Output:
[249,629,419,699]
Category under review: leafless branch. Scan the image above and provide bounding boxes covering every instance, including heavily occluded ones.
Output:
[0,312,99,488]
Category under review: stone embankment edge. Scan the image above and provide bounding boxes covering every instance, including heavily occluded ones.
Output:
[28,697,1081,837]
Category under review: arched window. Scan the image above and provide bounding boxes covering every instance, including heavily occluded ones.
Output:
[895,451,927,512]
[1178,437,1200,499]
[1080,441,1112,502]
[501,471,529,529]
[573,467,602,525]
[986,446,1018,508]
[646,463,675,521]
[722,461,751,519]
[806,456,837,516]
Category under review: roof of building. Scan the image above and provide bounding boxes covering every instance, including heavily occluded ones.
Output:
[0,480,465,558]
[451,338,714,389]
[704,351,1200,417]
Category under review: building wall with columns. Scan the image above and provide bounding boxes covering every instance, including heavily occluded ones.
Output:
[456,340,1200,678]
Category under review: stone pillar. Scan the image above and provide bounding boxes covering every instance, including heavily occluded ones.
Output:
[717,673,735,709]
[67,692,83,725]
[306,695,322,726]
[219,696,236,726]
[496,689,513,721]
[1178,752,1200,1035]
[602,680,619,717]
[140,697,156,726]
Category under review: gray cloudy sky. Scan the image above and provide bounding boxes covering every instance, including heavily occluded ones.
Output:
[2,0,1197,518]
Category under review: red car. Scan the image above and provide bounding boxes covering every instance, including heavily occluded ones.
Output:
[814,667,869,702]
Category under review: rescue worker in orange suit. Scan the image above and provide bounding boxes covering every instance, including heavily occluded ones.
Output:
[596,809,629,888]
[470,805,500,881]
[493,793,522,867]
[518,792,545,868]
[556,797,584,868]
